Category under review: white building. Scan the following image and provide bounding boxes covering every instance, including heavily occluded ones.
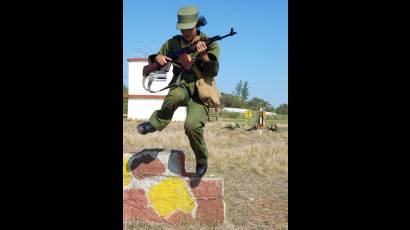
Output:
[126,58,187,121]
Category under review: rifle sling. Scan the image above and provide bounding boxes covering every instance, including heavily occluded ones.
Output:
[142,62,183,93]
[142,34,200,94]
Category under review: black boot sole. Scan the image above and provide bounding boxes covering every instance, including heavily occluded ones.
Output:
[137,125,146,135]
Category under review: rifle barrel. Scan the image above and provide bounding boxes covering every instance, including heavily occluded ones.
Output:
[168,28,236,59]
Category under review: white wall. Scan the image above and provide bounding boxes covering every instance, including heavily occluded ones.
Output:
[128,59,174,96]
[127,59,187,121]
[127,99,187,121]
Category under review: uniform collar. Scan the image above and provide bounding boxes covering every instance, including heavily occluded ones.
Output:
[181,30,204,45]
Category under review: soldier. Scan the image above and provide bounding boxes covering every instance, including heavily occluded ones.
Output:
[224,123,240,130]
[136,5,220,177]
[268,124,280,133]
[247,124,258,131]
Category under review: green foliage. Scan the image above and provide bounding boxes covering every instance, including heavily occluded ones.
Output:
[276,103,288,115]
[219,110,242,119]
[220,93,245,108]
[123,98,128,114]
[232,80,243,97]
[268,114,288,121]
[223,80,284,114]
[246,97,275,112]
[123,84,128,114]
[241,81,249,101]
[232,80,250,101]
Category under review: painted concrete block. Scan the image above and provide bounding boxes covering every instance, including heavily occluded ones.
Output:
[123,149,225,224]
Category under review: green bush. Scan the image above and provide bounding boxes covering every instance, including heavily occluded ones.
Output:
[220,93,245,108]
[123,98,128,114]
[268,114,288,121]
[219,110,242,119]
[276,104,288,115]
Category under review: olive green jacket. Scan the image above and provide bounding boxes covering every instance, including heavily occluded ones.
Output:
[157,31,220,95]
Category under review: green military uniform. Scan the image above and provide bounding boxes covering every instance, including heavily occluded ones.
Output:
[149,32,220,165]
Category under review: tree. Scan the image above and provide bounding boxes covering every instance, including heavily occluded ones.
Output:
[276,103,288,115]
[232,80,243,97]
[220,93,245,108]
[246,97,275,112]
[123,84,128,93]
[241,81,249,101]
[232,80,250,101]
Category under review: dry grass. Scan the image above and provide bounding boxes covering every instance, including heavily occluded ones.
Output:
[123,119,288,230]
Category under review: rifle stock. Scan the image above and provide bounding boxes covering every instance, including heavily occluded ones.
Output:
[143,62,171,77]
[142,62,159,77]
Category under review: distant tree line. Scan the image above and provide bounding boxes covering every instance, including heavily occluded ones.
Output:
[220,80,288,115]
[123,81,288,115]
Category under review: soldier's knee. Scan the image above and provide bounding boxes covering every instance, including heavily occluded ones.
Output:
[184,120,201,133]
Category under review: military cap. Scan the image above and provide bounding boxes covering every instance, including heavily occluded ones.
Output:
[176,5,199,30]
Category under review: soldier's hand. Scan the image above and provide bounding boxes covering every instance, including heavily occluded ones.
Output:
[196,41,207,54]
[155,55,172,66]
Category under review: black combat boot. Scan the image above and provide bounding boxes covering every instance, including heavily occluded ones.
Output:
[137,122,156,135]
[196,163,208,177]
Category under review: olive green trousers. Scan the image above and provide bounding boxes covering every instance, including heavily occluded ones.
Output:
[149,85,209,165]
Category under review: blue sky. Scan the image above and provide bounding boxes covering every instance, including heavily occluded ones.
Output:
[123,0,288,107]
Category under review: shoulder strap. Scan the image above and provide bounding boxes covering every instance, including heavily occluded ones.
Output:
[142,68,182,93]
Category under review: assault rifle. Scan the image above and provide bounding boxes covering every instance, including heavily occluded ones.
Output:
[142,28,237,77]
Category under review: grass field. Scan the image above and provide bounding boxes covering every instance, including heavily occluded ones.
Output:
[123,119,288,230]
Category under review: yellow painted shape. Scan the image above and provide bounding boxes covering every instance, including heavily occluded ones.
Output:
[123,155,132,188]
[244,110,253,119]
[148,177,195,217]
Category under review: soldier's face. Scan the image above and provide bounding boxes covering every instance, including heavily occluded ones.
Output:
[181,28,196,42]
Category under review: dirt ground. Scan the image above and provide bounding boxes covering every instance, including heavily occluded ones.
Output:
[123,119,288,230]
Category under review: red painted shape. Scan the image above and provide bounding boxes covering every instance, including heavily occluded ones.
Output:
[190,179,223,198]
[131,156,166,179]
[123,189,162,222]
[165,210,194,224]
[195,198,225,224]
